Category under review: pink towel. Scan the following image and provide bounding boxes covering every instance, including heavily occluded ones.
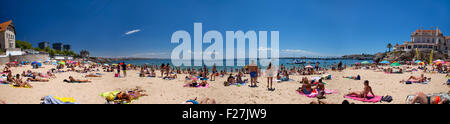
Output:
[297,89,338,98]
[344,95,382,103]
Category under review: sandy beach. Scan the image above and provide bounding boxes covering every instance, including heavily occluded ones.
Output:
[0,64,448,104]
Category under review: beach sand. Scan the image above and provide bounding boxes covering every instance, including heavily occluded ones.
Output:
[0,65,448,104]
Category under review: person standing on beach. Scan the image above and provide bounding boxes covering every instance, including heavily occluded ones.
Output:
[160,64,165,78]
[165,63,171,77]
[122,62,127,77]
[249,60,258,87]
[211,64,217,81]
[338,61,343,71]
[266,62,274,91]
[117,63,121,76]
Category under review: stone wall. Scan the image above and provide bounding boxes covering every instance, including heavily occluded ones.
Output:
[0,54,50,64]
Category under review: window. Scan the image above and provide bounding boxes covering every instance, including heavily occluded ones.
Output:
[414,45,417,48]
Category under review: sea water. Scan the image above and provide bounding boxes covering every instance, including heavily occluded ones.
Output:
[112,58,366,70]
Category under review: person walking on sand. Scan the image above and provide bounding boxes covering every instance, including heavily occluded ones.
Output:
[249,60,258,87]
[266,62,275,91]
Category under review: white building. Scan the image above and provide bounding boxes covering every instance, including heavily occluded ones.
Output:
[394,27,449,56]
[0,20,22,56]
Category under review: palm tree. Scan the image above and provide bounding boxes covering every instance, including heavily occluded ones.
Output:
[387,43,392,52]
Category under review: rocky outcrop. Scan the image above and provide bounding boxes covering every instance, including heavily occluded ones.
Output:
[374,50,448,62]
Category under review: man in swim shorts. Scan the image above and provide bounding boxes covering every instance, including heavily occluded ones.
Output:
[248,60,258,87]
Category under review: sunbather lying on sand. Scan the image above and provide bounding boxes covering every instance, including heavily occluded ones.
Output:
[163,74,177,80]
[345,80,375,99]
[185,78,208,87]
[400,74,429,83]
[183,97,216,104]
[85,74,102,78]
[115,88,148,103]
[408,92,449,104]
[27,76,49,82]
[64,76,91,83]
[343,75,360,80]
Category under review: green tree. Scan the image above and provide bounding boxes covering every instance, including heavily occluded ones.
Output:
[387,43,392,52]
[15,40,33,50]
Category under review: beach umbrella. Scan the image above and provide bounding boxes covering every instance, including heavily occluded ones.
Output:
[414,60,422,63]
[31,61,37,65]
[433,59,444,64]
[390,62,401,67]
[361,61,370,64]
[104,64,109,66]
[58,61,66,65]
[305,65,314,68]
[380,60,390,64]
[37,62,42,67]
[355,62,360,65]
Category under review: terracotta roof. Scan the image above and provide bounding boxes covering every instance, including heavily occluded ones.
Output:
[0,20,12,32]
[446,36,450,39]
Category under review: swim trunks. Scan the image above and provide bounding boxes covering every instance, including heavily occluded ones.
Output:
[250,72,257,78]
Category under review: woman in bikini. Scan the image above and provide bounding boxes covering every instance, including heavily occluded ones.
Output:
[297,79,312,95]
[64,76,91,83]
[345,80,375,98]
[183,97,216,104]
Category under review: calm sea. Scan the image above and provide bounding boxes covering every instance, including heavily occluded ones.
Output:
[112,58,366,70]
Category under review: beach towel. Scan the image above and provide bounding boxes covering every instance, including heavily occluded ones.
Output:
[10,85,31,88]
[184,83,209,88]
[297,89,338,98]
[41,95,77,104]
[406,93,450,104]
[100,91,140,104]
[230,82,247,86]
[405,79,430,84]
[344,95,382,103]
[275,78,294,83]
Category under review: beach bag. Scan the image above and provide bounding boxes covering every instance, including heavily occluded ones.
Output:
[115,73,119,77]
[381,95,393,102]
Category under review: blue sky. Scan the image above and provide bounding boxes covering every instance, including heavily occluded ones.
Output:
[1,0,449,58]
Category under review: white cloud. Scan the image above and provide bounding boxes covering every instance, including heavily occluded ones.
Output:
[124,29,141,35]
